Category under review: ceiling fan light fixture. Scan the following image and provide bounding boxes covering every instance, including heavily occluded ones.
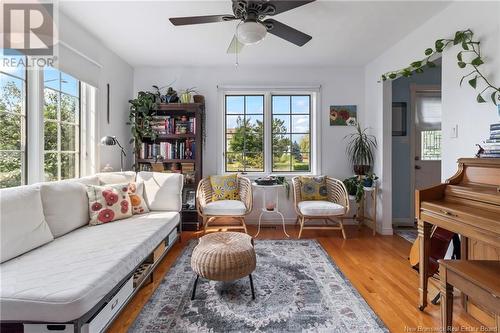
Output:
[236,21,267,45]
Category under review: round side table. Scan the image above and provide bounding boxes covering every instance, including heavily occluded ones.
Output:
[252,183,290,238]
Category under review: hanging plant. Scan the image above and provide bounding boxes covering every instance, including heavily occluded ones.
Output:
[381,29,500,106]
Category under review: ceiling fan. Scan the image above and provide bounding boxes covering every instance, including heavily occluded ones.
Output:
[169,0,316,54]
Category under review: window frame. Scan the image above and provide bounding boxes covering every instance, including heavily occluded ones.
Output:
[0,64,28,187]
[219,88,320,177]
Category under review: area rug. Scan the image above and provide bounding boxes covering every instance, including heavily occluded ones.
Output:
[130,239,388,333]
[394,228,418,243]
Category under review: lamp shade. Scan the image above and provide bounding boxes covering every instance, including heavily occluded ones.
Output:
[100,136,117,146]
[237,21,267,45]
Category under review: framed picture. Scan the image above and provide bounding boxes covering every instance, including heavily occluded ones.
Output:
[183,189,196,210]
[392,102,407,136]
[330,105,357,126]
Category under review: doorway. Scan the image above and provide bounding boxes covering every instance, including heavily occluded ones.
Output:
[391,61,442,235]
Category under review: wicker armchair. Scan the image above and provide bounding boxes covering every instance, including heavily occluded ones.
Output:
[196,175,253,234]
[292,176,349,239]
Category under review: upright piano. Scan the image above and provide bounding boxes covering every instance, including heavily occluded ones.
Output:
[416,158,500,323]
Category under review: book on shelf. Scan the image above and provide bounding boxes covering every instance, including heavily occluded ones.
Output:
[139,139,196,161]
[150,116,196,135]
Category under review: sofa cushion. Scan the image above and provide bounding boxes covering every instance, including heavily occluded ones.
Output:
[128,182,149,215]
[96,171,136,185]
[0,185,54,263]
[86,183,133,225]
[0,211,180,322]
[203,200,246,216]
[298,200,346,216]
[40,176,99,237]
[137,172,183,211]
[298,176,328,201]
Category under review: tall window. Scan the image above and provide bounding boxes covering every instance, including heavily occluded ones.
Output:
[224,92,314,174]
[0,56,26,188]
[43,67,80,181]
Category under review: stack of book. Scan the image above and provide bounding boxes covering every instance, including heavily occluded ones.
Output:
[150,116,196,135]
[480,122,500,158]
[139,140,196,160]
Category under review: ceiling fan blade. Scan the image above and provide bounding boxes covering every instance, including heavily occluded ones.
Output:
[227,35,244,54]
[267,0,316,15]
[263,19,312,46]
[169,15,238,26]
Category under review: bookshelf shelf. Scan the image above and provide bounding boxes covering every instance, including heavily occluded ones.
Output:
[134,102,204,231]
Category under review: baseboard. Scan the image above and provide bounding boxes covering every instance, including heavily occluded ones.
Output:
[378,227,394,235]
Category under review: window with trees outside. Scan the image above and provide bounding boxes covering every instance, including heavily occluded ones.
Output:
[43,67,81,181]
[0,56,26,188]
[224,93,312,173]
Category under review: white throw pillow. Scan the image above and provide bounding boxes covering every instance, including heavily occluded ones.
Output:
[136,172,184,211]
[0,185,54,263]
[40,176,99,237]
[96,171,136,185]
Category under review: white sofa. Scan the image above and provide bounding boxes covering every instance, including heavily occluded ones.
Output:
[0,171,183,333]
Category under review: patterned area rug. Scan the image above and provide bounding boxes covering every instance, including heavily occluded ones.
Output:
[131,239,388,333]
[394,228,418,243]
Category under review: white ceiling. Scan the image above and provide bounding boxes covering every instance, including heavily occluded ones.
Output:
[60,1,451,67]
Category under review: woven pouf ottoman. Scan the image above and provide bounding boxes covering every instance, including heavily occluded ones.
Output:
[190,232,256,300]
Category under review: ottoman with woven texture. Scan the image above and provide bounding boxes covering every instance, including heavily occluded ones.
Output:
[190,232,256,300]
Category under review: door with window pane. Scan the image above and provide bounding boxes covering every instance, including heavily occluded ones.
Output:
[225,95,264,172]
[272,95,311,172]
[0,56,26,188]
[43,67,80,181]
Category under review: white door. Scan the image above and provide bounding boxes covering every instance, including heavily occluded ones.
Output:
[414,92,442,190]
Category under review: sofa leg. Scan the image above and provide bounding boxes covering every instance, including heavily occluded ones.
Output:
[191,275,199,300]
[249,274,255,300]
[298,216,305,239]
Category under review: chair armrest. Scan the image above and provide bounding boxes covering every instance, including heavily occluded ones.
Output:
[292,177,303,216]
[238,176,253,214]
[326,177,350,213]
[196,177,212,214]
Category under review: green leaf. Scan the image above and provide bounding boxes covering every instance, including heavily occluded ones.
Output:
[461,42,469,50]
[453,31,463,45]
[435,39,444,49]
[415,68,424,74]
[411,61,422,68]
[381,75,387,81]
[427,61,436,68]
[424,48,433,56]
[468,76,477,89]
[471,57,484,66]
[477,94,486,103]
[491,91,498,105]
[456,52,462,62]
[457,61,466,68]
[388,73,397,79]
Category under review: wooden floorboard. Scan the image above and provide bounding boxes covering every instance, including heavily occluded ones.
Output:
[108,225,482,333]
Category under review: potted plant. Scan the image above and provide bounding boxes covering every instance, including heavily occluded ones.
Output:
[180,87,197,104]
[127,91,158,155]
[344,123,377,175]
[343,176,364,203]
[362,172,378,189]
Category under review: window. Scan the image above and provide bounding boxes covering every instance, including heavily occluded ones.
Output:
[421,130,442,160]
[0,56,26,188]
[43,67,80,181]
[223,91,315,174]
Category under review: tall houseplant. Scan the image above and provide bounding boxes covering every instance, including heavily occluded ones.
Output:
[127,91,158,155]
[344,123,377,175]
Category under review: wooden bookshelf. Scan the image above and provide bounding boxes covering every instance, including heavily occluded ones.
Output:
[135,103,204,231]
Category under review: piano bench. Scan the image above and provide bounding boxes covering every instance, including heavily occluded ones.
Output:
[438,260,500,333]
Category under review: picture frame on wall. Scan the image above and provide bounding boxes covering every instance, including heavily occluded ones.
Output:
[329,105,357,126]
[392,102,407,136]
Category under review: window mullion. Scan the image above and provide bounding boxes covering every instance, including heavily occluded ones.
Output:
[26,64,44,184]
[264,92,272,174]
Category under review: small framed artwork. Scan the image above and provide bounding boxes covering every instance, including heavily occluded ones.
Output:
[183,189,196,210]
[330,105,357,126]
[392,102,407,136]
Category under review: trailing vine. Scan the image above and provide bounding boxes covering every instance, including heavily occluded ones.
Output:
[381,29,500,106]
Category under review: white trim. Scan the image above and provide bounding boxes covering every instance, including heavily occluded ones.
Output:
[26,66,44,184]
[217,84,321,90]
[58,41,104,69]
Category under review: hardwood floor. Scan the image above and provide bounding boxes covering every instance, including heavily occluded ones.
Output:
[109,225,481,333]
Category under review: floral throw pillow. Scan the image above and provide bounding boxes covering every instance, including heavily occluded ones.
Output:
[299,176,328,201]
[210,174,240,201]
[128,182,149,215]
[86,183,132,226]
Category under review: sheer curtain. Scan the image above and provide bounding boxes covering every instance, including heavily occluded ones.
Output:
[415,93,442,131]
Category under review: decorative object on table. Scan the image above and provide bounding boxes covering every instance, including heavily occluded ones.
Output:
[180,87,197,104]
[292,176,349,239]
[131,239,388,333]
[86,183,133,225]
[193,94,205,104]
[478,122,500,158]
[362,172,379,188]
[252,182,289,238]
[329,105,357,126]
[190,232,256,300]
[127,91,158,155]
[344,123,377,175]
[392,102,407,136]
[100,136,127,171]
[254,176,277,186]
[101,163,113,172]
[382,29,499,106]
[196,175,252,234]
[343,176,364,203]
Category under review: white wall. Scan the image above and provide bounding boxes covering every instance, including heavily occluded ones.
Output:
[134,66,365,222]
[365,1,500,235]
[58,12,134,172]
